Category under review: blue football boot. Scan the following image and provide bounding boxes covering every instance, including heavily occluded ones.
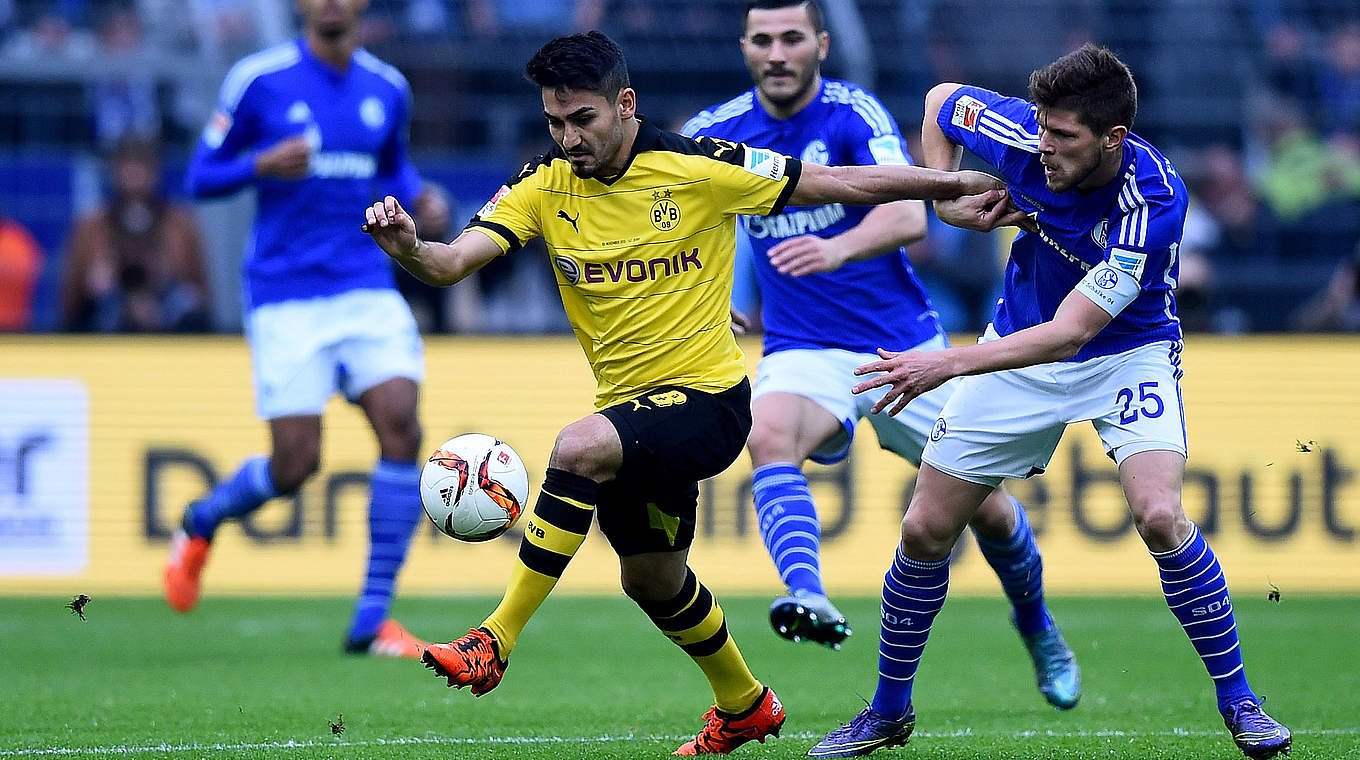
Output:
[1224,699,1291,759]
[807,705,915,758]
[1019,624,1081,709]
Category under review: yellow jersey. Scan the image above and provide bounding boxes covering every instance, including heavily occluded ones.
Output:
[465,118,802,409]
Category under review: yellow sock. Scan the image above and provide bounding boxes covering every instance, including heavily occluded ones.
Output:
[480,468,596,656]
[694,635,764,714]
[639,568,764,713]
[481,563,558,655]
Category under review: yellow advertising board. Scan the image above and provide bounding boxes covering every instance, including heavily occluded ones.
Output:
[1,335,1357,596]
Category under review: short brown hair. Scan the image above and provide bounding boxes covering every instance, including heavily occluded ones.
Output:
[745,0,825,34]
[1028,43,1137,134]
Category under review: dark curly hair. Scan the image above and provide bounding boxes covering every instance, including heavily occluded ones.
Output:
[1028,43,1137,134]
[525,31,630,102]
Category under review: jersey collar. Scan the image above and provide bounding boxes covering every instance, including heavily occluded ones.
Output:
[296,36,355,81]
[751,78,827,127]
[590,116,659,187]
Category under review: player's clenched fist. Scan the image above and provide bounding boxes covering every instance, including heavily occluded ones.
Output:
[254,135,312,180]
[363,195,420,259]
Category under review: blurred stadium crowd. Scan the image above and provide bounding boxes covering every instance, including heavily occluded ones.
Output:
[1,0,1358,334]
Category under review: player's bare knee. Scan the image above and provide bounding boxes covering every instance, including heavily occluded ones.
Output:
[899,513,953,562]
[969,492,1016,541]
[377,417,422,462]
[746,417,798,465]
[548,424,614,481]
[620,570,682,603]
[271,448,319,494]
[1132,502,1189,551]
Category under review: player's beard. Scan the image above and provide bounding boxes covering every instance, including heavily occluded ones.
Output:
[316,20,351,40]
[760,67,815,110]
[564,141,601,178]
[569,155,597,178]
[567,125,624,179]
[1046,148,1102,193]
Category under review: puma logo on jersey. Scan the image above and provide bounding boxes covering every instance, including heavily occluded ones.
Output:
[556,209,580,233]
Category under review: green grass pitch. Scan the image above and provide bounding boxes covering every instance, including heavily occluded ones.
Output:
[1,594,1355,759]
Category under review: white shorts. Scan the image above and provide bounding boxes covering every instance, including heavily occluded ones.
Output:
[245,289,424,420]
[751,335,963,465]
[922,326,1187,487]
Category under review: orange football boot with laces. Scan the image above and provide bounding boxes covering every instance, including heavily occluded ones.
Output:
[346,619,428,658]
[674,686,786,755]
[421,627,507,696]
[163,528,211,613]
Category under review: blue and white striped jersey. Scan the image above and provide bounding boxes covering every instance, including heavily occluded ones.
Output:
[186,39,421,309]
[683,79,942,356]
[939,85,1185,361]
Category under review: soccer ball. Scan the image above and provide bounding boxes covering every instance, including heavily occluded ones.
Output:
[419,433,529,542]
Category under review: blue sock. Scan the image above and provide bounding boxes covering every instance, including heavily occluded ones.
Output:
[188,456,277,540]
[871,548,950,721]
[1152,523,1257,714]
[752,462,824,597]
[974,497,1054,637]
[347,459,423,642]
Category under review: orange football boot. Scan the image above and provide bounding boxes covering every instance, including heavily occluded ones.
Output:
[674,686,786,755]
[163,528,211,613]
[358,619,428,658]
[421,627,507,696]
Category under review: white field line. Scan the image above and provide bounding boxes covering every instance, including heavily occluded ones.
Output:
[2,729,1357,756]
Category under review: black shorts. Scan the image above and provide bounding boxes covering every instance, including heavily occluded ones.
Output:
[595,379,751,556]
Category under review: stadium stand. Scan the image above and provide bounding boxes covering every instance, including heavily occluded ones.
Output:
[0,0,1357,332]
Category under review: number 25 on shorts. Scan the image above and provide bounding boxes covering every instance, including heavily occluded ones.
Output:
[1115,381,1163,425]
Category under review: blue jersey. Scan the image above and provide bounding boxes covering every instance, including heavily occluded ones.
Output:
[682,80,941,356]
[186,39,421,309]
[939,86,1185,361]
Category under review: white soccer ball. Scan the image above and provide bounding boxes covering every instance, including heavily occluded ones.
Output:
[419,433,529,542]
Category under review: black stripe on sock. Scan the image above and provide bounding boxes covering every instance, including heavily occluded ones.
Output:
[518,541,571,578]
[717,687,769,720]
[543,467,599,505]
[680,622,730,658]
[661,585,715,633]
[636,569,698,620]
[533,493,595,533]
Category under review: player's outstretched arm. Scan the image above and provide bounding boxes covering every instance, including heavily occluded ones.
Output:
[789,163,1023,233]
[788,162,1000,207]
[363,195,502,286]
[851,289,1113,415]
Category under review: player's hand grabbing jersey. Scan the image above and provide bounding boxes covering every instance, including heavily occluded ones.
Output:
[938,85,1185,361]
[467,118,801,409]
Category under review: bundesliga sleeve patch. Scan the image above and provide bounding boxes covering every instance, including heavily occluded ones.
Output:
[477,185,511,218]
[951,95,986,132]
[1076,261,1140,316]
[1109,248,1147,280]
[867,135,910,166]
[202,110,232,149]
[742,147,786,181]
